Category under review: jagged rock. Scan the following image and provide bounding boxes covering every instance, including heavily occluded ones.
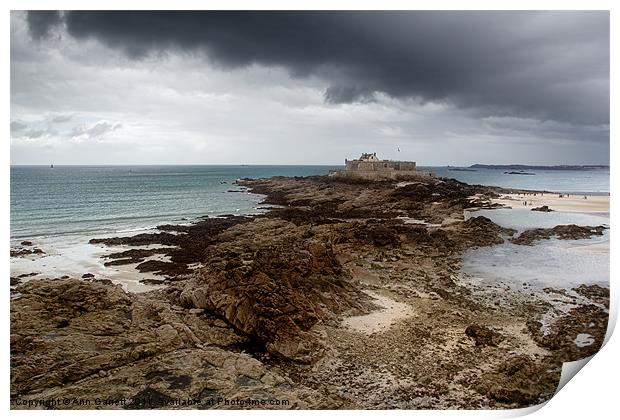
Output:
[11,278,321,408]
[104,258,142,266]
[10,247,45,257]
[465,325,504,346]
[103,248,169,263]
[531,205,553,212]
[179,219,374,363]
[526,303,608,360]
[135,260,191,276]
[475,356,558,406]
[140,278,166,285]
[447,216,516,249]
[512,224,606,245]
[572,284,609,304]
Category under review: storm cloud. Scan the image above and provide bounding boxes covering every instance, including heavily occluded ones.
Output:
[25,11,609,125]
[11,11,609,165]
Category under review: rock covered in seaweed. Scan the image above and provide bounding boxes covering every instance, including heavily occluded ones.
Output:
[511,224,606,245]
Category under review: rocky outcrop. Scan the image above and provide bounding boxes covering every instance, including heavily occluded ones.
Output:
[511,224,606,245]
[572,284,610,305]
[446,216,516,250]
[10,247,45,257]
[465,325,504,347]
[178,219,374,363]
[89,216,253,277]
[102,248,172,266]
[474,356,558,406]
[526,300,608,362]
[531,205,553,212]
[11,278,321,408]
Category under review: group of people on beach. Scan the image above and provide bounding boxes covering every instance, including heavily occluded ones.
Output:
[519,191,539,206]
[516,191,590,207]
[559,193,588,199]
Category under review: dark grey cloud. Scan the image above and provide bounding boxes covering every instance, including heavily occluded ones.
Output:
[26,10,62,39]
[324,85,376,104]
[25,11,609,125]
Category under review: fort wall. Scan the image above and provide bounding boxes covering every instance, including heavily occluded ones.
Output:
[329,153,433,180]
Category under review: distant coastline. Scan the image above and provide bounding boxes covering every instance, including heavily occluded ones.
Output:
[470,164,609,171]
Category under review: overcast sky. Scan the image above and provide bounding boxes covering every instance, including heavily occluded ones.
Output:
[10,11,609,165]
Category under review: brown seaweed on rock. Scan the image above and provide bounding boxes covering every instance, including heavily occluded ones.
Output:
[511,224,607,245]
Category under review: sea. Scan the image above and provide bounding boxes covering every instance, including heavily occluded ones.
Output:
[10,165,610,292]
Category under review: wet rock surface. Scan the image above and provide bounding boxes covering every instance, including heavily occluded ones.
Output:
[10,247,45,257]
[11,279,320,409]
[465,325,504,347]
[531,205,553,212]
[11,175,609,409]
[572,284,609,305]
[511,224,607,245]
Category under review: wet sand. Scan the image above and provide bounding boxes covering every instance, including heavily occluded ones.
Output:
[10,240,171,293]
[493,193,609,213]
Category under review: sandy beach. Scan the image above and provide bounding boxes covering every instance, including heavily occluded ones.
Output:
[492,193,609,213]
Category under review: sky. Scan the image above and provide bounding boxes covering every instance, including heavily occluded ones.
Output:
[10,11,609,165]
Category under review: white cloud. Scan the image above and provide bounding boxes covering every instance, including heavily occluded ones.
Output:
[70,121,123,141]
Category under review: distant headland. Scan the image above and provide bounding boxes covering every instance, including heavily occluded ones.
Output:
[470,164,609,171]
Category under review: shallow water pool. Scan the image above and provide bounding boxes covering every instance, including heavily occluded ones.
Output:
[461,208,609,290]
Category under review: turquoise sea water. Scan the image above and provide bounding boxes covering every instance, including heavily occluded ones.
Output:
[11,165,609,241]
[10,165,339,240]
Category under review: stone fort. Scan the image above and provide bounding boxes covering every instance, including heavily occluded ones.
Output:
[330,153,434,180]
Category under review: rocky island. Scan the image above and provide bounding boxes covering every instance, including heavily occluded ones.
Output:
[10,174,609,409]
